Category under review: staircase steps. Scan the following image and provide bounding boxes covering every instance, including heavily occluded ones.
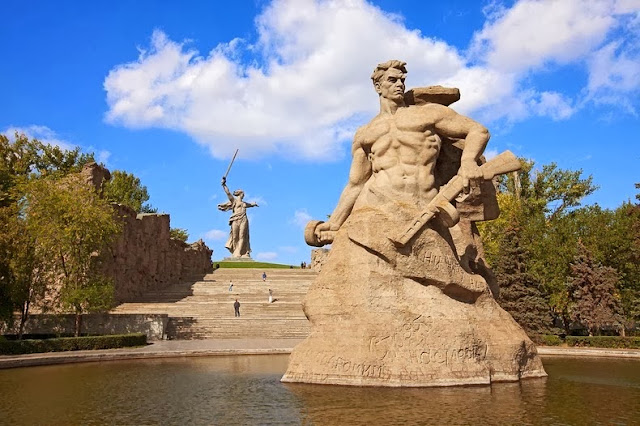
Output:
[111,268,316,340]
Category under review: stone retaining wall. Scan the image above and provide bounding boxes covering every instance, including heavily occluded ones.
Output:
[104,204,213,303]
[2,314,169,340]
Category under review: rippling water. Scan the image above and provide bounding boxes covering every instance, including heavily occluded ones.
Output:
[0,355,638,425]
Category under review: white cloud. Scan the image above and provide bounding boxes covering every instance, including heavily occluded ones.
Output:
[104,0,469,161]
[470,0,640,118]
[586,39,640,113]
[256,251,278,260]
[2,125,75,151]
[291,208,313,228]
[204,229,227,241]
[615,0,640,14]
[104,0,640,160]
[93,149,112,166]
[589,41,640,92]
[471,0,616,73]
[529,91,575,120]
[483,148,498,160]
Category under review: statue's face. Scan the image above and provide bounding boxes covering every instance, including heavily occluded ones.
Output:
[233,190,244,199]
[375,68,405,102]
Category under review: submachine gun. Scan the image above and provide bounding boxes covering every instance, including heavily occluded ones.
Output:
[389,150,521,246]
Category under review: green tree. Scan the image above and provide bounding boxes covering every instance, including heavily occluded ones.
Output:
[1,133,93,207]
[1,133,93,335]
[568,240,624,336]
[0,206,49,338]
[612,190,640,323]
[541,201,640,328]
[170,227,189,242]
[492,219,553,336]
[25,174,121,336]
[533,163,597,220]
[480,159,598,331]
[103,170,156,213]
[0,208,17,324]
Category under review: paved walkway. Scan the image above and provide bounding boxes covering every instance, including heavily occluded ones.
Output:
[536,346,640,359]
[1,341,638,370]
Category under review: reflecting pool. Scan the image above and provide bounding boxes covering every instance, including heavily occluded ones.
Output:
[0,355,638,425]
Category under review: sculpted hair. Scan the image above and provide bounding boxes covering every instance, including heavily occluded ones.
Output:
[371,60,407,85]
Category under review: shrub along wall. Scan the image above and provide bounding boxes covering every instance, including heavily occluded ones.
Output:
[534,334,563,346]
[565,336,640,349]
[2,313,168,341]
[0,333,147,355]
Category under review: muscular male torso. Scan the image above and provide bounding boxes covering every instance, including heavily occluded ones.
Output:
[356,104,448,207]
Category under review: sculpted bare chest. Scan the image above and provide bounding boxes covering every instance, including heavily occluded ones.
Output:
[361,108,441,158]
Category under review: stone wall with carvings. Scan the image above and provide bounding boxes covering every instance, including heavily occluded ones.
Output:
[79,162,213,303]
[103,204,213,303]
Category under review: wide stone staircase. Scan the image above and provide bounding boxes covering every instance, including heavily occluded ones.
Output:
[111,268,315,339]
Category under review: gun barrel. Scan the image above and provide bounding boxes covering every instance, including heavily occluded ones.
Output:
[480,150,520,179]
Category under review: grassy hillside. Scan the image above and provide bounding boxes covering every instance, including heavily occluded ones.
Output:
[213,261,298,269]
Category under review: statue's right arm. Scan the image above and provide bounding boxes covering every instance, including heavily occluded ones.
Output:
[221,177,234,202]
[315,132,371,237]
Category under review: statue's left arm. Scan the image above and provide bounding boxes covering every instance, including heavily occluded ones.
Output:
[431,104,490,188]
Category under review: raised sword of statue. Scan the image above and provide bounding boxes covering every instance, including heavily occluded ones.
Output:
[222,149,239,181]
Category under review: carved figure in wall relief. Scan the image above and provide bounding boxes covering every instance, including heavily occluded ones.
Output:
[218,176,258,258]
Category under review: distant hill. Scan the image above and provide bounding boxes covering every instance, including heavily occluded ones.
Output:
[213,261,299,269]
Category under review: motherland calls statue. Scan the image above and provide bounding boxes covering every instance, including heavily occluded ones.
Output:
[282,60,547,387]
[217,175,258,259]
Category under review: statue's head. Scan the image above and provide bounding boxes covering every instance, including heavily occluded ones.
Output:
[233,189,245,199]
[371,60,407,103]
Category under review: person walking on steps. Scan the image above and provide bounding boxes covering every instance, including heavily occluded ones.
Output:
[268,289,273,304]
[262,272,267,282]
[234,299,240,317]
[228,280,233,292]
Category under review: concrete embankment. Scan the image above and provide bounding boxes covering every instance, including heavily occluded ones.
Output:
[0,338,305,369]
[1,342,639,370]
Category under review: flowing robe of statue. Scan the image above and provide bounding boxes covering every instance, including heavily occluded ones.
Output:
[282,61,546,387]
[218,178,257,258]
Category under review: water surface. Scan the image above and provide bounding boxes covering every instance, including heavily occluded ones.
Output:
[0,355,638,425]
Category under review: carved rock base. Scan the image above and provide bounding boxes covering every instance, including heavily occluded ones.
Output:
[282,302,546,387]
[282,218,546,387]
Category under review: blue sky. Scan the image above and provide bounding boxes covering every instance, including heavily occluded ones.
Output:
[2,0,639,265]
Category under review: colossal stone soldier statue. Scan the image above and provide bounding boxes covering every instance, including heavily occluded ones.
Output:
[218,176,258,258]
[282,60,546,387]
